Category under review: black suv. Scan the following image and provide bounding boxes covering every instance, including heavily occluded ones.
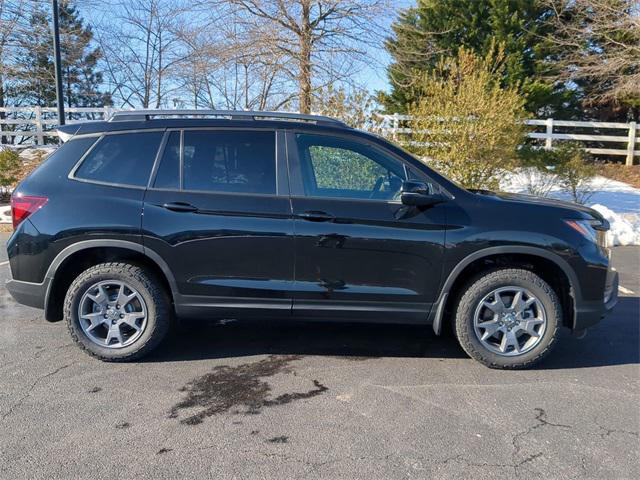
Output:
[6,110,618,368]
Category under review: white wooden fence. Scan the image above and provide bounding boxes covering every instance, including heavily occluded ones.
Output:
[375,113,639,166]
[0,106,114,145]
[1,107,638,165]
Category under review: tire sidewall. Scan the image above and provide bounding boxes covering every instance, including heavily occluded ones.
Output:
[66,267,161,360]
[456,270,560,368]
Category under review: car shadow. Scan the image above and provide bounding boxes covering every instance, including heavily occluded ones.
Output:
[537,296,639,370]
[146,319,467,363]
[145,297,639,369]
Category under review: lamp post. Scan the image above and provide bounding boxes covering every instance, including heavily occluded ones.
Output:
[51,0,65,125]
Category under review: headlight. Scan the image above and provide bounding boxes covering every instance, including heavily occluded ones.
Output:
[564,219,609,247]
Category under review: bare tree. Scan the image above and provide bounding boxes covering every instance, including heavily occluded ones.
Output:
[206,0,390,113]
[176,13,294,110]
[545,0,640,107]
[93,0,189,108]
[0,0,40,143]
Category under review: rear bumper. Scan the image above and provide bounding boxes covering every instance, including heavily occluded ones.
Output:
[573,270,618,331]
[5,278,49,310]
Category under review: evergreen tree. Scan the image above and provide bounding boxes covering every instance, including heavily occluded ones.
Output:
[15,1,110,108]
[58,1,110,108]
[15,4,54,106]
[381,0,576,117]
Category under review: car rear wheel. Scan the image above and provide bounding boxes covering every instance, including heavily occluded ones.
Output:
[454,268,561,369]
[64,262,171,362]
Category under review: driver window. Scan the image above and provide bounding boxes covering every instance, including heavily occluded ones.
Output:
[296,134,406,200]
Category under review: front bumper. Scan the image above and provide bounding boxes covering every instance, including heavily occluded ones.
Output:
[573,269,618,331]
[5,278,49,310]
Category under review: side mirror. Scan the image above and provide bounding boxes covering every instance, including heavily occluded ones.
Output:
[400,181,444,207]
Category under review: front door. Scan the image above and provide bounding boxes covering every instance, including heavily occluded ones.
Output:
[142,128,294,318]
[287,132,446,322]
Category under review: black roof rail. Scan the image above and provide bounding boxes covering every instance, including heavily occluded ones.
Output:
[108,109,348,127]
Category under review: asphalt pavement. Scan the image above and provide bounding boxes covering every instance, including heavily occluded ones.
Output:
[0,234,638,479]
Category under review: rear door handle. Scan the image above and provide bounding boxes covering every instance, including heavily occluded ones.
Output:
[296,210,335,222]
[162,202,198,213]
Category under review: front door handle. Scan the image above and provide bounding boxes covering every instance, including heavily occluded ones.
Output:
[162,202,198,213]
[296,210,335,222]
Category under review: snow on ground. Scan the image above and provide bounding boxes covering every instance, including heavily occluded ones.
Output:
[590,204,640,247]
[502,169,640,246]
[0,144,56,161]
[0,205,10,224]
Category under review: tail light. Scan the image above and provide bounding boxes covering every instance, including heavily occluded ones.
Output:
[11,194,48,229]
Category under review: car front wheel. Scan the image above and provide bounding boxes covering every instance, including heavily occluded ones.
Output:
[64,262,171,362]
[454,268,561,369]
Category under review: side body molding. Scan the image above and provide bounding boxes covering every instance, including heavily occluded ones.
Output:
[430,246,581,335]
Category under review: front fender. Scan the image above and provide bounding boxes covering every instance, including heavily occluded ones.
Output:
[429,245,581,335]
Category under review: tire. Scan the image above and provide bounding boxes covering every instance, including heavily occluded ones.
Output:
[454,268,561,369]
[64,262,171,362]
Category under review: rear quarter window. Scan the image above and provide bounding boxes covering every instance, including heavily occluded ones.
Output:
[19,136,98,187]
[73,131,163,187]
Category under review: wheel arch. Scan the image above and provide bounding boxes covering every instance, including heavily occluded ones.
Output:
[44,240,177,322]
[431,246,580,335]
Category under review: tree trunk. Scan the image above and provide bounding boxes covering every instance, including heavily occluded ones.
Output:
[298,1,312,114]
[155,30,163,109]
[66,66,72,110]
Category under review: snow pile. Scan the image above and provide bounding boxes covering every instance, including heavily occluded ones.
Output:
[0,205,10,224]
[501,168,640,246]
[590,204,640,247]
[0,145,56,162]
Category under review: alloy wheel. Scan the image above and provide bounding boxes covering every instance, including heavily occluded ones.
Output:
[472,286,547,356]
[78,280,148,348]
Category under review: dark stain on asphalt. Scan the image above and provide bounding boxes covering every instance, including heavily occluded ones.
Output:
[262,379,327,407]
[157,448,172,455]
[169,355,328,425]
[251,430,260,435]
[89,387,102,393]
[115,422,130,429]
[335,355,376,361]
[267,436,289,444]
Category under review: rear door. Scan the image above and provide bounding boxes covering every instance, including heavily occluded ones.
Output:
[142,128,294,318]
[287,131,447,322]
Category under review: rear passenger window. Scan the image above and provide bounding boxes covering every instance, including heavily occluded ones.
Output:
[74,132,163,187]
[182,130,276,194]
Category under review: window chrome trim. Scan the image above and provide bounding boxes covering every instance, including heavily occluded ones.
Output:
[68,131,166,191]
[146,127,283,197]
[289,194,403,206]
[144,186,287,199]
[68,134,104,179]
[287,129,452,200]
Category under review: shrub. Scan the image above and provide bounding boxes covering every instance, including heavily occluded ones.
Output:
[407,45,528,190]
[515,145,561,197]
[312,85,375,129]
[517,143,596,204]
[0,148,21,188]
[553,143,597,204]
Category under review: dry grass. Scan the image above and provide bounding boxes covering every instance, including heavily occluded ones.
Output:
[596,163,640,189]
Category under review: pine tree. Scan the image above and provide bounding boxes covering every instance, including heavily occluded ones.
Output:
[381,0,576,117]
[58,1,110,108]
[15,1,110,108]
[15,4,54,106]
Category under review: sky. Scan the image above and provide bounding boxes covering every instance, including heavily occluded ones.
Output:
[74,0,415,99]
